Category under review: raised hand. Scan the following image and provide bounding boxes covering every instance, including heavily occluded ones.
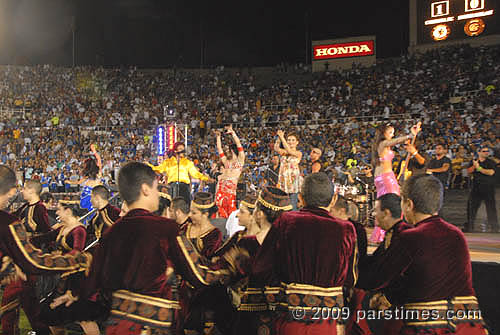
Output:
[405,143,417,155]
[225,124,234,134]
[277,130,285,138]
[411,122,422,136]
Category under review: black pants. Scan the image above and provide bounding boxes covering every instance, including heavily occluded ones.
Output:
[168,182,191,204]
[466,184,499,232]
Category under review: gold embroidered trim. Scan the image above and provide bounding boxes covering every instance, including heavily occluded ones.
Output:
[283,282,343,296]
[0,299,20,314]
[257,196,292,211]
[113,290,181,309]
[240,201,256,209]
[59,200,79,204]
[102,210,114,227]
[176,235,208,286]
[8,221,81,271]
[191,201,215,209]
[111,311,173,328]
[27,206,37,231]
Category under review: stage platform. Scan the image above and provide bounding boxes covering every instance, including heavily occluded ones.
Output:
[366,229,500,263]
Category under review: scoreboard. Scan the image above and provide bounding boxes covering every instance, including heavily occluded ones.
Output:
[417,0,498,44]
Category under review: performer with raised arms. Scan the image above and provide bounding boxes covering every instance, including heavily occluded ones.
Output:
[370,122,421,242]
[65,144,102,224]
[214,125,245,218]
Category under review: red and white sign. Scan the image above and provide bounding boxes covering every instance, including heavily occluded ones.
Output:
[313,41,375,60]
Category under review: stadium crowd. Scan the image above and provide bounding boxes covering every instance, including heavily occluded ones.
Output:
[0,44,498,191]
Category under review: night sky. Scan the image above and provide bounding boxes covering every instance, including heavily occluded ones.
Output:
[0,0,409,67]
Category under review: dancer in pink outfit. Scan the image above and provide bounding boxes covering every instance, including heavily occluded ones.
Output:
[370,122,421,242]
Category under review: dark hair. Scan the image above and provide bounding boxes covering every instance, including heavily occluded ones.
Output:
[229,143,238,156]
[401,175,443,215]
[25,179,42,196]
[301,172,334,208]
[118,162,157,204]
[333,195,358,220]
[171,196,190,215]
[240,193,257,214]
[83,158,99,179]
[372,123,393,164]
[256,202,284,225]
[479,145,490,151]
[0,165,17,195]
[192,192,218,217]
[287,132,299,141]
[255,188,289,224]
[91,185,110,201]
[173,142,185,151]
[59,201,87,218]
[435,142,447,149]
[241,204,255,214]
[154,196,171,216]
[40,192,54,204]
[333,195,349,211]
[377,193,402,219]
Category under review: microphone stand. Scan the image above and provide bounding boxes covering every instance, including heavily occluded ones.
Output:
[176,152,180,198]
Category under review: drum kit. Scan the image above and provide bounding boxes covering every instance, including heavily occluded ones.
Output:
[333,167,375,227]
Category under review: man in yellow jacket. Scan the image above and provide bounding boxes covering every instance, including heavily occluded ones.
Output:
[148,142,212,202]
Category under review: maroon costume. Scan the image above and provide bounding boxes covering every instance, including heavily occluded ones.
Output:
[76,209,230,335]
[88,203,121,240]
[349,220,412,335]
[13,201,51,235]
[178,224,223,334]
[240,227,279,335]
[209,227,275,335]
[0,210,89,335]
[357,216,487,334]
[272,207,358,335]
[180,224,222,258]
[2,201,52,335]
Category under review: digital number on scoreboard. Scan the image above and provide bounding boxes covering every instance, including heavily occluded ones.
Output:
[418,0,498,43]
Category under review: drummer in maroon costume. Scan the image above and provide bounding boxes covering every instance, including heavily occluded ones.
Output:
[273,172,358,335]
[215,189,291,335]
[357,174,487,335]
[349,193,412,335]
[50,162,235,335]
[183,192,222,257]
[2,179,53,335]
[0,166,90,335]
[88,185,121,241]
[179,192,224,334]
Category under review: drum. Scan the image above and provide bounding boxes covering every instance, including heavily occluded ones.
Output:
[334,184,348,196]
[352,194,368,203]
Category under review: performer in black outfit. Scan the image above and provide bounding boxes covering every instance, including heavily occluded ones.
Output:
[465,145,498,233]
[427,143,451,189]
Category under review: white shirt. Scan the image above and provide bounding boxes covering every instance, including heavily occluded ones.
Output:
[225,210,244,238]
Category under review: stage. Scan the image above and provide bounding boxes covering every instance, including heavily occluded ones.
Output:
[367,230,500,263]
